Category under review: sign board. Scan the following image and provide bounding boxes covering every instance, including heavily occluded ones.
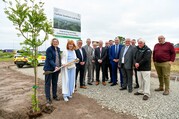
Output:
[53,8,81,39]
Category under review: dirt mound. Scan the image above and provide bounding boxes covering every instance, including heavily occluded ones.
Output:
[0,62,136,119]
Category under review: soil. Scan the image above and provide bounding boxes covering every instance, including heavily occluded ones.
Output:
[0,62,136,119]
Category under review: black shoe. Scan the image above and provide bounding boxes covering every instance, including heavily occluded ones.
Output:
[134,92,144,95]
[134,86,139,89]
[120,87,127,90]
[143,95,149,100]
[46,98,52,104]
[88,83,93,85]
[53,96,60,101]
[128,90,133,93]
[108,81,112,83]
[110,83,117,86]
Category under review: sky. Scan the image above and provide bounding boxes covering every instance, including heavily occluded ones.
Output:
[0,0,179,51]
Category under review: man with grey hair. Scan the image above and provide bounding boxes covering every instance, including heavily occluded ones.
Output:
[153,35,176,95]
[134,38,152,100]
[83,38,93,85]
[95,40,107,86]
[118,38,134,93]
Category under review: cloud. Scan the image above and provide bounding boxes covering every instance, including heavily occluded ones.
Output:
[0,0,179,50]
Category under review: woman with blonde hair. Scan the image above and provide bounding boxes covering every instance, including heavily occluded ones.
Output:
[61,40,77,102]
[44,38,61,104]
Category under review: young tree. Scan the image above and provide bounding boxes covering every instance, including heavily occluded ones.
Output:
[3,0,53,112]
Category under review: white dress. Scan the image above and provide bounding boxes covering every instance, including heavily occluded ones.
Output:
[61,50,77,97]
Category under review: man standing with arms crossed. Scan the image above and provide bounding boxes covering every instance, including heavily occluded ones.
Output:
[153,35,176,95]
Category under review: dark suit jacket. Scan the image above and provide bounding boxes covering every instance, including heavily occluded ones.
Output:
[43,46,61,71]
[95,47,107,65]
[105,46,110,64]
[75,47,87,68]
[118,45,134,69]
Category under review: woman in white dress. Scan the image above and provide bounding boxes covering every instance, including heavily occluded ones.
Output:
[61,40,77,102]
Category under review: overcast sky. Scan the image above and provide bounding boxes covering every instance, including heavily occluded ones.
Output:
[0,0,179,51]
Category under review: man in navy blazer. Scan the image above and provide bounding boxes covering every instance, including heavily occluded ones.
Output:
[43,38,61,104]
[109,37,123,86]
[75,39,87,89]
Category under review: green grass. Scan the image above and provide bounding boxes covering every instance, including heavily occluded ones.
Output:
[176,53,179,58]
[152,58,179,72]
[0,57,13,62]
[0,51,14,62]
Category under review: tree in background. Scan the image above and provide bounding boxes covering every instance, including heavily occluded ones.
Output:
[3,0,53,113]
[117,36,125,44]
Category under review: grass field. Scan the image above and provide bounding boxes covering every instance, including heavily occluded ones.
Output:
[176,53,179,58]
[151,58,179,72]
[0,57,13,62]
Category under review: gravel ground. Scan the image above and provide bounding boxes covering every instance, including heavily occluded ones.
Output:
[11,65,179,119]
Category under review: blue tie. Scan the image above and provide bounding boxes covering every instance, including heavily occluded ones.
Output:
[115,45,118,58]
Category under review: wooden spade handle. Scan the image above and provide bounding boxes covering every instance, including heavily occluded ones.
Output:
[43,58,79,75]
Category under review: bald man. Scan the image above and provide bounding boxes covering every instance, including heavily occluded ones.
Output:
[153,35,176,95]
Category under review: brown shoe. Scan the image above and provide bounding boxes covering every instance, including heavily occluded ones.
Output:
[80,86,87,89]
[154,88,164,91]
[102,82,106,86]
[96,81,99,85]
[163,90,169,95]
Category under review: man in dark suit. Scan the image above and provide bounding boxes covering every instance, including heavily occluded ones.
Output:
[131,39,139,88]
[75,39,87,89]
[118,38,134,93]
[109,37,123,86]
[108,40,114,83]
[104,41,112,81]
[95,40,107,86]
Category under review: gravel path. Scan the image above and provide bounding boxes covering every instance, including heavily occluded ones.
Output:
[11,65,179,119]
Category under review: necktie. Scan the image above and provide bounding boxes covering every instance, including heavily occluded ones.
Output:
[55,50,59,67]
[115,45,118,58]
[80,49,83,61]
[100,48,102,58]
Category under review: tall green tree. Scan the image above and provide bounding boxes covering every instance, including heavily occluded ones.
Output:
[3,0,53,112]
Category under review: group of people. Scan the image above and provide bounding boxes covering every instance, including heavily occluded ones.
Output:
[43,35,176,104]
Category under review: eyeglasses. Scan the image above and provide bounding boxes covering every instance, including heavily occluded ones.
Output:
[158,38,164,40]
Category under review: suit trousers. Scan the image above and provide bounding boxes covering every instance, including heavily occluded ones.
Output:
[154,62,171,90]
[111,62,123,85]
[104,62,112,80]
[45,71,59,99]
[137,71,151,96]
[91,62,96,82]
[76,65,85,87]
[83,61,92,84]
[121,65,133,91]
[96,63,105,82]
